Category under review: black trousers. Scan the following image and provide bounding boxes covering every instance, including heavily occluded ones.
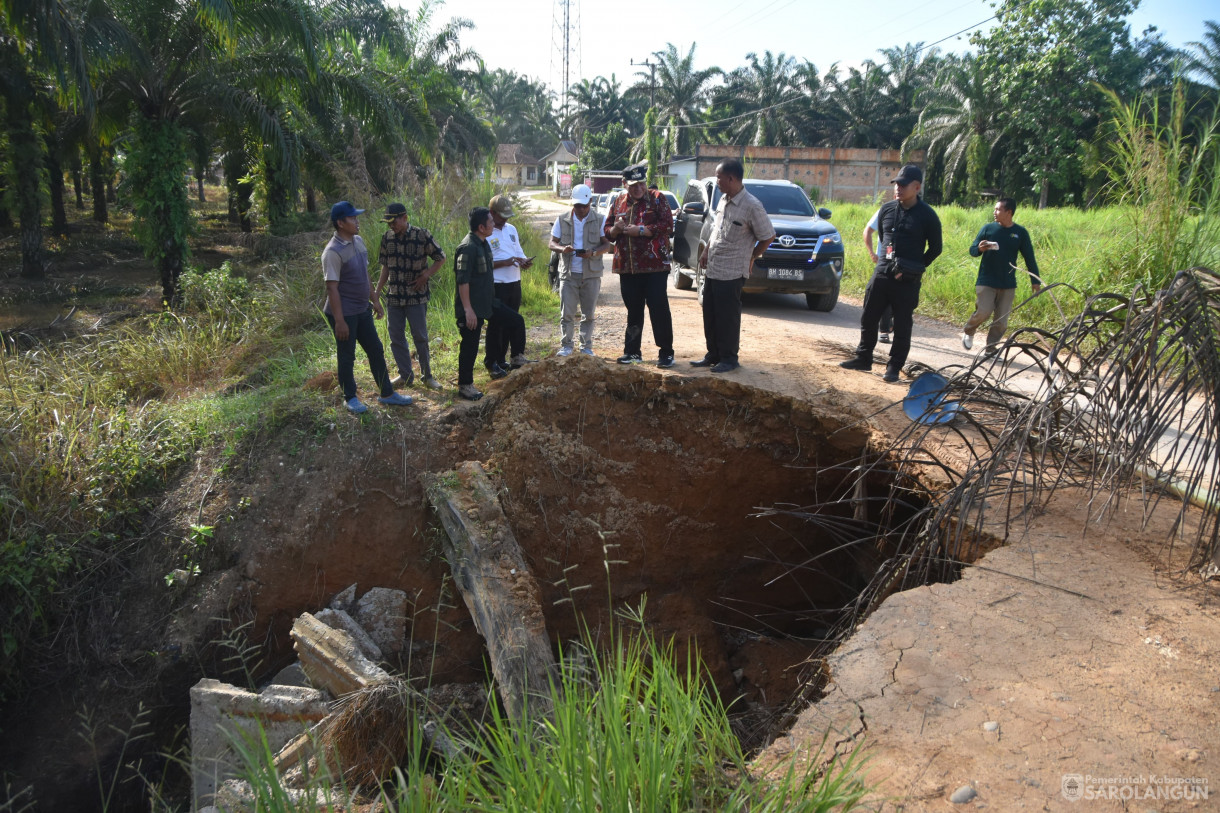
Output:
[456,316,485,385]
[487,281,525,366]
[854,273,921,370]
[619,271,673,357]
[701,277,745,364]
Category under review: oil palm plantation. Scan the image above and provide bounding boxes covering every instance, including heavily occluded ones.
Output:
[1,0,120,278]
[823,61,896,148]
[877,42,942,145]
[564,75,637,143]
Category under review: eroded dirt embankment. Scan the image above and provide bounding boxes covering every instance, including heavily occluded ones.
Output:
[225,357,896,732]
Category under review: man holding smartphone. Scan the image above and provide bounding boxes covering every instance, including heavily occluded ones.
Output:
[604,163,676,367]
[960,197,1041,357]
[548,184,611,356]
[487,194,535,376]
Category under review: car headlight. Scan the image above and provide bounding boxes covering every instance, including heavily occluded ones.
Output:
[822,233,841,245]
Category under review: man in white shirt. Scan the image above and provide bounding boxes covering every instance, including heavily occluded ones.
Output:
[486,194,535,376]
[548,184,611,356]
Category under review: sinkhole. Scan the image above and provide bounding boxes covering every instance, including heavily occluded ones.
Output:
[243,355,939,749]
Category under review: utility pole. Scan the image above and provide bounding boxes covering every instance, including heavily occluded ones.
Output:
[630,57,657,110]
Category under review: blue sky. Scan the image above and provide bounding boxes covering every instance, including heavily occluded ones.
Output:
[428,0,1214,96]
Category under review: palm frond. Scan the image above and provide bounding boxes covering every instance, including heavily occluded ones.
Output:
[781,268,1220,636]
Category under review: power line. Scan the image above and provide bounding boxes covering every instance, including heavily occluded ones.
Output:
[914,15,996,55]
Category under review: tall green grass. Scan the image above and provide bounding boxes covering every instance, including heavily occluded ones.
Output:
[1097,84,1220,291]
[230,605,872,812]
[830,200,1136,327]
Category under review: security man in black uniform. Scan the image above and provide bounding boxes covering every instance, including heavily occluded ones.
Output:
[840,163,942,382]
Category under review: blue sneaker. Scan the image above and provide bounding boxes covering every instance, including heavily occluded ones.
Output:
[580,348,595,356]
[379,392,413,406]
[345,397,368,414]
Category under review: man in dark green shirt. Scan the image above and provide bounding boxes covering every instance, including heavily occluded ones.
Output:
[453,207,527,400]
[961,197,1042,356]
[454,208,497,401]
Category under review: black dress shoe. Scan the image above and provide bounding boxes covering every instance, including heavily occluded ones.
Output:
[710,361,739,373]
[839,358,872,371]
[485,363,509,380]
[882,368,901,382]
[689,357,717,367]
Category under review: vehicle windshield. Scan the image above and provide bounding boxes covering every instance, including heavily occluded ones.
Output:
[711,183,815,217]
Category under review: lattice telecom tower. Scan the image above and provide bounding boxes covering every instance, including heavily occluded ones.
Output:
[550,0,581,122]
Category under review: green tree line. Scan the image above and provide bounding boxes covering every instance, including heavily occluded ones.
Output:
[4,0,1219,302]
[495,1,1219,208]
[1,0,495,301]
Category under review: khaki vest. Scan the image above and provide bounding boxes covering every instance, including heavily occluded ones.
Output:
[555,211,606,280]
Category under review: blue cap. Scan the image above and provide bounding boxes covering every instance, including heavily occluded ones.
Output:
[330,201,365,221]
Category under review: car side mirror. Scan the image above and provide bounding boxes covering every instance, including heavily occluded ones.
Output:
[817,207,833,220]
[682,202,705,215]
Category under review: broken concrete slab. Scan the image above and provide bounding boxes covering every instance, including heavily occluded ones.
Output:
[329,583,357,613]
[352,587,408,655]
[315,607,383,662]
[267,662,312,689]
[189,678,329,810]
[291,612,390,696]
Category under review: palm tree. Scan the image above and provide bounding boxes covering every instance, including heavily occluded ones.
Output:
[823,62,896,148]
[642,43,720,157]
[877,43,942,144]
[472,68,557,157]
[564,75,634,143]
[715,51,807,147]
[0,0,119,278]
[1186,20,1220,90]
[903,55,1003,202]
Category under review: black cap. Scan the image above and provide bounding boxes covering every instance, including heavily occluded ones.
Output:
[890,163,923,185]
[622,163,647,184]
[383,202,407,222]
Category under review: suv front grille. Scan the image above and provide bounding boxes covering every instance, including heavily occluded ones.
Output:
[763,234,843,269]
[770,235,823,252]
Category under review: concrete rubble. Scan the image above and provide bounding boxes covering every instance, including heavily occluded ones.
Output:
[292,612,390,695]
[189,680,329,811]
[314,607,383,662]
[352,586,408,655]
[189,584,409,811]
